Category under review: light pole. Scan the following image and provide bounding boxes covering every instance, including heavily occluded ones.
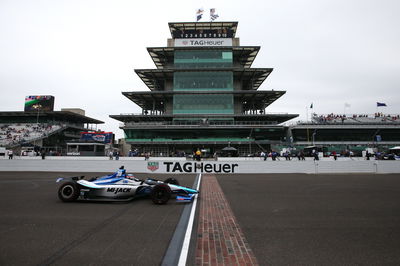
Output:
[247,136,252,155]
[312,131,316,145]
[32,104,42,148]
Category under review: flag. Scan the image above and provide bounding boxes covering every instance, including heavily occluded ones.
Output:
[196,8,204,21]
[344,103,351,108]
[210,8,219,21]
[377,102,387,107]
[310,103,313,109]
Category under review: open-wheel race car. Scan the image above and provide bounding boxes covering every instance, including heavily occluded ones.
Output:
[56,166,198,204]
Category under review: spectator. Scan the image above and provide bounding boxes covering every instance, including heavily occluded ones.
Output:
[313,151,319,161]
[195,149,202,161]
[271,151,278,161]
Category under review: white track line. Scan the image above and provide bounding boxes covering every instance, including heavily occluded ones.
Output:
[178,173,202,266]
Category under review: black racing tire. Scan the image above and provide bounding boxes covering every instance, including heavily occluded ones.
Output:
[151,184,172,204]
[164,178,179,186]
[58,182,80,202]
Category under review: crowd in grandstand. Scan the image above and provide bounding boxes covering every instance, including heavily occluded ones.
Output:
[0,123,61,147]
[311,113,400,124]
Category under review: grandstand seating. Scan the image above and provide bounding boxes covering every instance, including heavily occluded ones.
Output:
[310,113,400,125]
[0,123,62,147]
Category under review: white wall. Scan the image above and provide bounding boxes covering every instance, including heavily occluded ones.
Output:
[0,156,399,174]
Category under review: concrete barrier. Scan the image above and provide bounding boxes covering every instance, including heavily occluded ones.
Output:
[0,156,399,174]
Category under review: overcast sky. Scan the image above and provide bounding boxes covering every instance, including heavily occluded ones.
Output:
[1,0,399,138]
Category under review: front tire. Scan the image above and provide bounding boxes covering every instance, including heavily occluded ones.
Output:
[58,182,79,202]
[151,184,171,204]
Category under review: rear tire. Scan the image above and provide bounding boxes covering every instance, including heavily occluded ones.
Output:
[151,184,171,204]
[58,182,79,202]
[164,178,179,186]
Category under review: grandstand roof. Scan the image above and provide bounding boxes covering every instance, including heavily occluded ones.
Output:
[134,68,273,91]
[147,46,260,69]
[0,111,104,124]
[121,90,285,111]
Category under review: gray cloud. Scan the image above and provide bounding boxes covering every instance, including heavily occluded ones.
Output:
[1,0,399,137]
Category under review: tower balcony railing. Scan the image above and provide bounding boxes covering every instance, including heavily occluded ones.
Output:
[120,120,280,128]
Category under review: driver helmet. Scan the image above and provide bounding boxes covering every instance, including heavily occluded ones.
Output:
[126,174,135,179]
[117,169,126,177]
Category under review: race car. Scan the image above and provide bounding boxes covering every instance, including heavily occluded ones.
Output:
[56,166,198,204]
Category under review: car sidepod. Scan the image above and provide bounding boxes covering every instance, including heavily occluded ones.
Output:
[77,180,138,200]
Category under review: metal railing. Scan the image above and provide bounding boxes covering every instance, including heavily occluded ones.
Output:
[121,120,280,128]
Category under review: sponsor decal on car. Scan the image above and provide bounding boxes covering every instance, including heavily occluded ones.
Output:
[106,187,132,194]
[147,162,159,171]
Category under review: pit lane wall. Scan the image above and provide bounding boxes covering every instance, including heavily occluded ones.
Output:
[0,157,400,173]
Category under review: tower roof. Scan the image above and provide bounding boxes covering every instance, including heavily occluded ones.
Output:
[121,90,284,111]
[168,21,238,39]
[147,46,260,69]
[134,68,273,91]
[110,112,298,124]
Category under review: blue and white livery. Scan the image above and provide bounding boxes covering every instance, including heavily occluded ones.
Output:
[56,166,198,204]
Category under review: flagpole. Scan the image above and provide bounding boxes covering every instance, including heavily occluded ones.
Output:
[306,106,308,122]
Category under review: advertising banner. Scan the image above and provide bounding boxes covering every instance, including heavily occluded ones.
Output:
[80,132,113,144]
[146,161,239,174]
[174,38,232,47]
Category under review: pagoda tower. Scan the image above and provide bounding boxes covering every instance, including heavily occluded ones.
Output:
[110,21,298,156]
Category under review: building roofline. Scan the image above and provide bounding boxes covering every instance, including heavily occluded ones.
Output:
[147,46,260,69]
[168,21,239,38]
[0,111,104,124]
[134,68,273,91]
[121,90,285,111]
[110,113,298,124]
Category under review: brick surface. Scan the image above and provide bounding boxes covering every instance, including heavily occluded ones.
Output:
[195,174,259,266]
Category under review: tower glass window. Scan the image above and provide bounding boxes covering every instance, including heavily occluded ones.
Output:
[173,72,233,91]
[174,50,233,68]
[173,71,233,114]
[173,94,233,114]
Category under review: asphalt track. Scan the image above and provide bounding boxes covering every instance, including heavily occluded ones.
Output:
[0,172,195,266]
[218,173,400,266]
[2,172,400,265]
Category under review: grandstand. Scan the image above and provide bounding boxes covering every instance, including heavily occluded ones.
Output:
[0,111,103,155]
[287,112,400,156]
[310,113,400,125]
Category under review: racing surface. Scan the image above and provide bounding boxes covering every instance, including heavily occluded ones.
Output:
[217,173,400,265]
[0,172,196,265]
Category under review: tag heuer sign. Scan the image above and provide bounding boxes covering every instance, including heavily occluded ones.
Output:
[174,38,232,47]
[147,162,159,172]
